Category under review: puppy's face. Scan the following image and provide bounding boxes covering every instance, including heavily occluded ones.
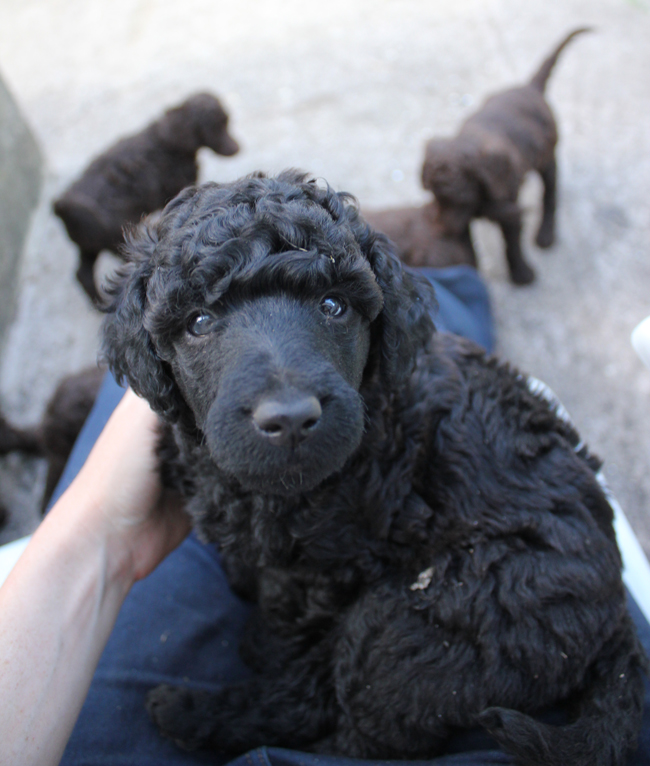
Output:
[159,286,375,495]
[188,93,240,157]
[105,175,435,496]
[136,197,384,495]
[422,139,480,208]
[164,93,240,157]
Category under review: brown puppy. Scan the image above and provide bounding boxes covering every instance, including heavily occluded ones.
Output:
[53,92,240,304]
[363,200,477,269]
[0,366,104,512]
[422,28,590,285]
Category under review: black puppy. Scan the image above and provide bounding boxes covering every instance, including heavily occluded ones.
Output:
[54,92,239,304]
[103,172,645,766]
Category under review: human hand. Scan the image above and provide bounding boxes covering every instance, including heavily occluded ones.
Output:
[64,388,191,584]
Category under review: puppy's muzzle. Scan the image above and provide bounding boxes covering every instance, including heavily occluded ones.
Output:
[252,393,322,448]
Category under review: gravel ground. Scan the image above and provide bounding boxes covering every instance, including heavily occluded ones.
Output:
[0,0,649,552]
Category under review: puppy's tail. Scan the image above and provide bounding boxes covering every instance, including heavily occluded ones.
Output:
[529,27,592,93]
[478,615,647,766]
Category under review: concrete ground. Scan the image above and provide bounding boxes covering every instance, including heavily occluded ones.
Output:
[0,0,649,552]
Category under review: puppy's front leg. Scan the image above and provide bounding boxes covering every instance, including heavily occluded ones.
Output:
[146,652,336,754]
[536,157,557,249]
[76,250,102,304]
[493,203,535,285]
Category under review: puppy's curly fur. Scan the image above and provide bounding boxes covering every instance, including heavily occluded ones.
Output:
[422,28,590,285]
[54,92,239,304]
[103,171,645,766]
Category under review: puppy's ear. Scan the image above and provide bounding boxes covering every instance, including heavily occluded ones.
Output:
[155,100,203,154]
[191,95,239,157]
[473,141,522,202]
[101,230,183,422]
[362,227,436,389]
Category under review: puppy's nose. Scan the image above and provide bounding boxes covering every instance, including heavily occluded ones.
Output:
[252,395,322,447]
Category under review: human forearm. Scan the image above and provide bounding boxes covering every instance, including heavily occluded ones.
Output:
[0,390,189,766]
[0,493,133,766]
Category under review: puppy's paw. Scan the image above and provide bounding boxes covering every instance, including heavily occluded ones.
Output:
[146,684,216,751]
[477,705,509,733]
[535,225,555,249]
[478,706,553,766]
[510,262,535,286]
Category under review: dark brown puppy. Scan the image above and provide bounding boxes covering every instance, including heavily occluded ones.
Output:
[363,200,477,269]
[422,28,590,285]
[0,414,41,457]
[0,366,104,512]
[0,415,40,529]
[53,92,240,304]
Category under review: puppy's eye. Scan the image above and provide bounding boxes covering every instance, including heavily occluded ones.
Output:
[320,296,347,318]
[188,312,217,336]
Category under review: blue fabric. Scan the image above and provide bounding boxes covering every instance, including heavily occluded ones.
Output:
[57,267,648,765]
[413,265,495,354]
[63,530,252,766]
[626,596,650,766]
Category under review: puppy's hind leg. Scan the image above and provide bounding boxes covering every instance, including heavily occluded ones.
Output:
[479,616,647,766]
[536,156,557,249]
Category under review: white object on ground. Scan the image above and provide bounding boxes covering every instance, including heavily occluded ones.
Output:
[632,315,650,370]
[0,535,31,587]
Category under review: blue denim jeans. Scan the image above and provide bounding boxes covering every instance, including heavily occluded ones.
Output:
[58,267,649,765]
